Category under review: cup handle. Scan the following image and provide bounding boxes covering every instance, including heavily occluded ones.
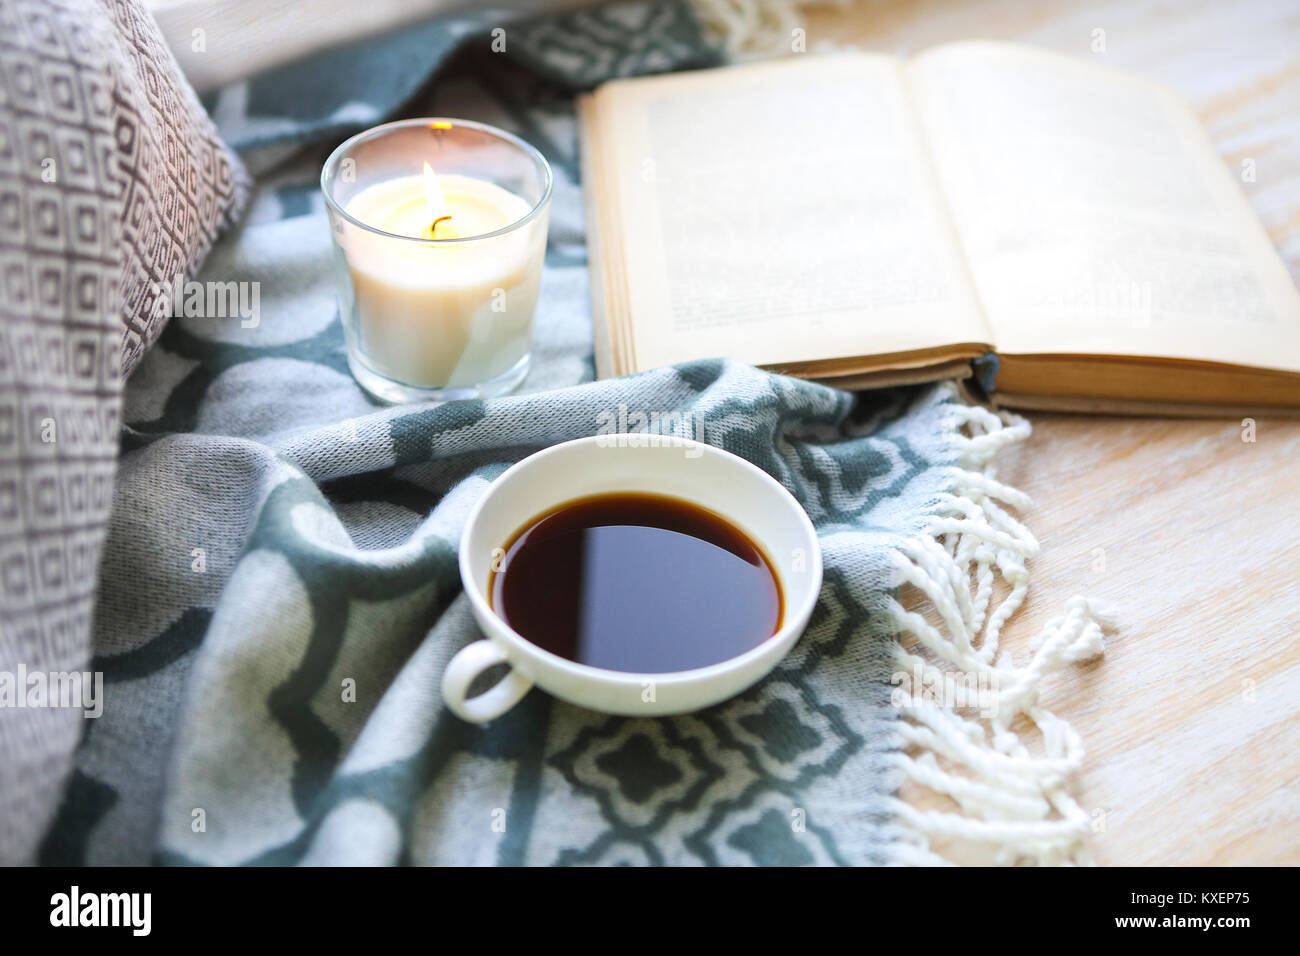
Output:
[442,640,534,723]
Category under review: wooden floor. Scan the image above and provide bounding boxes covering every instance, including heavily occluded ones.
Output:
[807,0,1300,865]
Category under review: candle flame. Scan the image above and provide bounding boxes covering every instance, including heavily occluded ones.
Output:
[423,161,451,237]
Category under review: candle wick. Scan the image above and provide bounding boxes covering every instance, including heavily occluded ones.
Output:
[431,215,452,238]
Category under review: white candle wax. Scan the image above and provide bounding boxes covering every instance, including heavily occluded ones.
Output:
[343,172,541,389]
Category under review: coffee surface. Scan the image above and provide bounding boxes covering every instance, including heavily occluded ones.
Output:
[490,493,782,673]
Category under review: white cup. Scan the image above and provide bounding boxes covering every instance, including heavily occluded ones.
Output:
[443,435,822,722]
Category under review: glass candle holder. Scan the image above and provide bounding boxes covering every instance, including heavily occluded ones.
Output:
[321,118,552,403]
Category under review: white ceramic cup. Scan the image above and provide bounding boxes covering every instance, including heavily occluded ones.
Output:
[443,434,822,722]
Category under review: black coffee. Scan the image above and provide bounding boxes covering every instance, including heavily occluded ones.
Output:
[490,493,782,673]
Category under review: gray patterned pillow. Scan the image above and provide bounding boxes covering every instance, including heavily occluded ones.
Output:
[0,0,248,863]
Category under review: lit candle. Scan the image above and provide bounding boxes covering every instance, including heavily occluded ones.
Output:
[342,163,541,390]
[323,119,552,402]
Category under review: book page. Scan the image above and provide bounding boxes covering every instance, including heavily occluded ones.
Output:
[592,54,991,372]
[908,41,1300,372]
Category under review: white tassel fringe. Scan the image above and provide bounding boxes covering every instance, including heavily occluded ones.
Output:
[884,400,1115,866]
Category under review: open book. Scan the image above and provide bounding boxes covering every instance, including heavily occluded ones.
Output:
[579,42,1300,414]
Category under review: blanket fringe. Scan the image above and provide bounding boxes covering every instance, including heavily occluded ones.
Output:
[884,400,1115,865]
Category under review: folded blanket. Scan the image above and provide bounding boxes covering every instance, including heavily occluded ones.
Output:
[33,0,1107,866]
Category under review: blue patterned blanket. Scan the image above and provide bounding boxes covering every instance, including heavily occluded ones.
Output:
[40,0,1107,866]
